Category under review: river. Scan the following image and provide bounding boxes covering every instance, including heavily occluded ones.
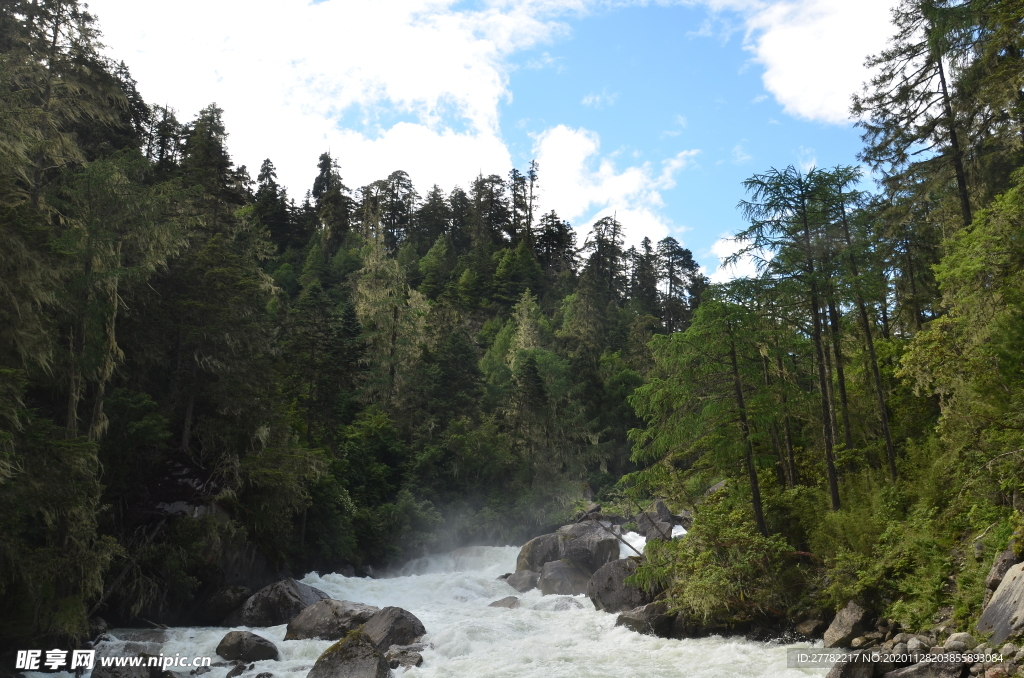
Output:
[95,533,827,678]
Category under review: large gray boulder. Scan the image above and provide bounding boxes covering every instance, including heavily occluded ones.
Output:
[506,570,539,593]
[538,559,591,596]
[823,650,874,678]
[556,522,619,574]
[306,630,389,678]
[362,607,426,650]
[285,600,380,641]
[645,521,674,542]
[201,586,251,625]
[515,533,560,573]
[216,631,279,662]
[225,578,329,627]
[586,558,653,613]
[615,602,673,637]
[91,653,152,678]
[384,644,424,670]
[879,661,969,677]
[824,601,869,648]
[977,561,1024,645]
[986,541,1020,593]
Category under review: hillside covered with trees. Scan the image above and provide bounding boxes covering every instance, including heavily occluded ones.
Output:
[1,0,1023,655]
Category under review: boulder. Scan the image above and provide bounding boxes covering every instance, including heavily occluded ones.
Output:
[286,600,380,641]
[488,596,520,609]
[615,602,673,637]
[668,612,711,639]
[824,601,870,648]
[981,663,1017,678]
[515,534,560,573]
[555,522,619,574]
[586,558,653,613]
[205,586,252,626]
[645,521,674,542]
[306,630,389,678]
[674,510,693,530]
[90,617,109,639]
[944,633,977,651]
[880,661,969,677]
[225,578,329,627]
[92,657,150,678]
[216,631,279,662]
[362,607,426,650]
[538,559,591,596]
[977,562,1024,645]
[652,499,674,523]
[506,571,539,593]
[823,650,874,678]
[796,619,827,637]
[636,512,660,534]
[906,638,929,654]
[93,641,161,678]
[986,541,1020,592]
[554,598,584,611]
[384,645,424,670]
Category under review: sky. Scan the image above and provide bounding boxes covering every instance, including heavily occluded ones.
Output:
[86,0,899,280]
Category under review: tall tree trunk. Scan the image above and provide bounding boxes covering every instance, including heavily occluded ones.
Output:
[936,57,973,228]
[66,326,81,437]
[799,189,841,510]
[823,337,840,448]
[839,207,897,480]
[827,296,854,449]
[728,333,767,536]
[761,355,792,488]
[180,360,197,455]
[777,354,798,487]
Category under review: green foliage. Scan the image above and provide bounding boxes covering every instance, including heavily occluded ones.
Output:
[633,494,798,624]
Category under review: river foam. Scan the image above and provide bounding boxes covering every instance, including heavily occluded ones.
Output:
[80,538,825,678]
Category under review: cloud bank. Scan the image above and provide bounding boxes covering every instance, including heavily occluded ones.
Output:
[87,0,896,273]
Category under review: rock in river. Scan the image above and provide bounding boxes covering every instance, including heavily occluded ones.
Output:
[538,559,591,596]
[225,578,329,627]
[362,606,426,651]
[306,630,389,678]
[515,533,560,573]
[586,558,653,613]
[216,631,279,662]
[824,601,869,648]
[285,600,380,641]
[555,522,619,575]
[506,570,539,593]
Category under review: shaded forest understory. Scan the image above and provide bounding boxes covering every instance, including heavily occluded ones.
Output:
[2,0,1024,652]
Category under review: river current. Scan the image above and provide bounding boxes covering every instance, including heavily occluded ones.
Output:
[92,533,827,678]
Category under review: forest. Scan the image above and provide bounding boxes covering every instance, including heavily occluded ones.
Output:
[1,0,1023,653]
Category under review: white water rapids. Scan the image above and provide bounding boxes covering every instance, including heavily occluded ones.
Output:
[87,533,826,678]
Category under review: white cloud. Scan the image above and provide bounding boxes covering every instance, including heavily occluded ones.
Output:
[732,142,752,164]
[697,0,898,124]
[581,89,619,108]
[532,125,699,247]
[87,0,591,195]
[707,235,768,283]
[796,145,817,172]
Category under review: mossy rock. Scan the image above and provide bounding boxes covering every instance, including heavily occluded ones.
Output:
[306,630,389,678]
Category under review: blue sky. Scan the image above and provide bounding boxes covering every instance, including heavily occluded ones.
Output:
[88,0,898,278]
